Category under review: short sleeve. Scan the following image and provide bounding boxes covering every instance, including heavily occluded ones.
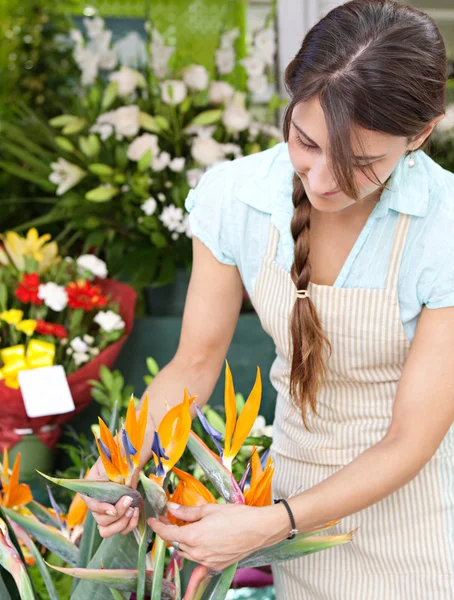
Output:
[420,251,454,309]
[184,165,236,266]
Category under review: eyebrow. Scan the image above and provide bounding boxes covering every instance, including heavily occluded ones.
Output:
[291,119,387,161]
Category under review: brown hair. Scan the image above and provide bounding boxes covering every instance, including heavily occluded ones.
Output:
[283,0,447,426]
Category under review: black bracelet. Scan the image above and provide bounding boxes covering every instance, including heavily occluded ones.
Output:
[274,498,299,540]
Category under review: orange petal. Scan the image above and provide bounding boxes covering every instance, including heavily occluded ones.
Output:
[125,396,138,449]
[250,446,263,488]
[134,393,149,467]
[98,418,119,465]
[223,362,237,459]
[158,393,193,473]
[115,431,129,480]
[172,467,216,505]
[67,493,88,529]
[245,463,274,507]
[229,367,262,460]
[94,434,122,483]
[2,454,32,508]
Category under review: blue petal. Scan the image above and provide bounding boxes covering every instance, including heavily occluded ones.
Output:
[122,429,137,456]
[46,485,66,532]
[238,462,252,492]
[151,431,169,461]
[260,448,270,471]
[98,439,112,462]
[195,405,224,455]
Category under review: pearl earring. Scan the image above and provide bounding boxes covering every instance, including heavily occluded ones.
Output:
[408,152,415,168]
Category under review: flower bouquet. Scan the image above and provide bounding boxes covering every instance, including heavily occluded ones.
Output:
[0,228,136,450]
[0,14,284,290]
[0,364,355,600]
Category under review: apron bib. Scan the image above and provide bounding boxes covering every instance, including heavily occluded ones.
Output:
[252,214,454,599]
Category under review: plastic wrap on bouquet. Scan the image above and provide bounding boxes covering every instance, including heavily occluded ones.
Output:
[0,279,136,450]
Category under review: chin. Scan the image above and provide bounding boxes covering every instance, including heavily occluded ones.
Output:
[306,193,354,213]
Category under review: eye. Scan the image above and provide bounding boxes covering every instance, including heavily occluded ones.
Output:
[295,135,318,152]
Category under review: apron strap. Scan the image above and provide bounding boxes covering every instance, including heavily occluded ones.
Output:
[264,224,281,260]
[385,213,411,291]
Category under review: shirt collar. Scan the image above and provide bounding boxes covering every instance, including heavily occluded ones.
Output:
[237,143,431,219]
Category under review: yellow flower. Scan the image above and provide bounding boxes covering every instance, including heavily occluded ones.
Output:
[15,320,37,337]
[0,310,24,325]
[3,228,59,274]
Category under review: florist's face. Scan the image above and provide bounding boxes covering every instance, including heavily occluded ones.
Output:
[287,97,411,213]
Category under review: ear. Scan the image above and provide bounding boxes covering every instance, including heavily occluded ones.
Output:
[410,114,446,151]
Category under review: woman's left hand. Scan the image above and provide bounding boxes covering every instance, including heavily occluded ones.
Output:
[148,502,285,571]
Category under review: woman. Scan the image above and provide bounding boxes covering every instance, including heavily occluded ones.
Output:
[84,0,454,597]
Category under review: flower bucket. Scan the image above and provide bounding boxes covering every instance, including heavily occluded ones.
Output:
[0,279,136,451]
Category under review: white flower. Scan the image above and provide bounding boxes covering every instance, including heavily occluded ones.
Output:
[437,105,454,133]
[98,48,117,70]
[221,143,242,158]
[73,351,90,366]
[109,66,145,97]
[220,28,240,49]
[186,168,204,188]
[250,415,267,437]
[151,151,170,171]
[141,197,158,216]
[222,103,252,133]
[208,81,234,105]
[70,29,84,45]
[183,64,209,91]
[191,136,225,167]
[70,336,88,353]
[240,54,265,78]
[38,282,68,312]
[76,254,108,278]
[169,157,186,172]
[49,158,86,196]
[215,48,235,74]
[184,124,217,138]
[171,232,179,241]
[89,122,113,141]
[94,310,125,332]
[112,105,141,138]
[83,334,95,345]
[90,347,100,356]
[254,28,276,66]
[159,205,185,233]
[83,17,105,39]
[157,193,166,202]
[150,29,175,79]
[113,32,148,69]
[127,133,160,162]
[160,80,187,105]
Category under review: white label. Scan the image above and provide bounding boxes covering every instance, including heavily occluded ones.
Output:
[18,365,76,418]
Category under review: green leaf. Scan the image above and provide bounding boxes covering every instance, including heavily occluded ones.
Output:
[187,110,222,127]
[0,160,55,192]
[0,521,35,600]
[88,164,115,177]
[62,118,87,135]
[71,511,102,595]
[138,149,152,172]
[79,135,101,158]
[179,97,191,114]
[49,114,78,128]
[239,530,355,569]
[26,501,61,529]
[13,525,60,600]
[186,432,244,504]
[2,509,79,567]
[37,473,142,509]
[49,565,177,599]
[85,186,119,202]
[55,137,75,153]
[154,116,170,131]
[109,589,126,600]
[99,365,114,389]
[150,535,166,600]
[0,140,51,174]
[0,284,8,312]
[150,232,167,249]
[115,146,128,169]
[139,112,160,133]
[146,357,159,377]
[139,472,167,516]
[102,82,118,111]
[204,562,237,599]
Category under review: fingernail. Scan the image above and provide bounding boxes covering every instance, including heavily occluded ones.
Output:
[126,508,134,518]
[123,496,134,508]
[133,508,139,517]
[168,502,180,511]
[105,509,115,516]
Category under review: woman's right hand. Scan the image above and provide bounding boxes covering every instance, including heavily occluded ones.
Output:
[82,459,140,538]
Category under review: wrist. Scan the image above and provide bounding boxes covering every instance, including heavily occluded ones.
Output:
[261,504,296,546]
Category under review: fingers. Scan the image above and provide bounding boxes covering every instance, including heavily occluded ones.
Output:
[167,502,215,523]
[148,517,193,545]
[81,495,117,517]
[98,507,140,538]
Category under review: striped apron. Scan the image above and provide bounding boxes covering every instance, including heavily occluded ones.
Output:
[252,213,454,599]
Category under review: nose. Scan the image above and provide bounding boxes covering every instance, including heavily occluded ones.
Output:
[306,156,338,195]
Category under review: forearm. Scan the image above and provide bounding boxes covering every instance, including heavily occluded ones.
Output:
[273,434,431,539]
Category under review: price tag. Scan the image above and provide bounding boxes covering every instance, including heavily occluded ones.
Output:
[19,365,76,418]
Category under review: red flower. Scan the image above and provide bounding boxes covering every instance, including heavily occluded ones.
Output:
[15,273,43,305]
[35,320,68,339]
[66,280,108,311]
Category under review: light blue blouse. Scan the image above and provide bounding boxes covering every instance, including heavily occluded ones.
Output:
[185,142,454,342]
